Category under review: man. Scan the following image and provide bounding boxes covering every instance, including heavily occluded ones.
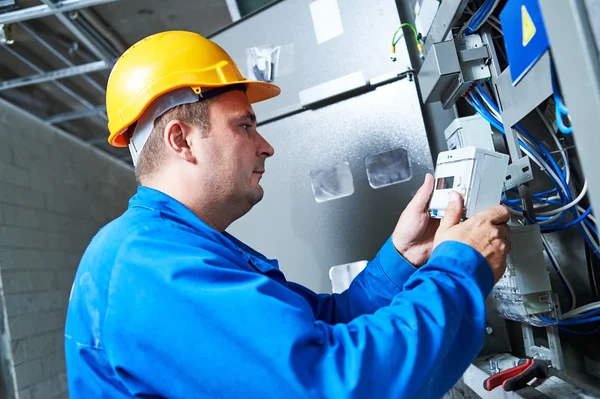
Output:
[65,31,510,398]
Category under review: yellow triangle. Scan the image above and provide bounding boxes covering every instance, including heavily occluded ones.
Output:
[522,5,536,46]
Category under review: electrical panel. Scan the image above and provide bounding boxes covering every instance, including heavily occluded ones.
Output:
[405,0,600,394]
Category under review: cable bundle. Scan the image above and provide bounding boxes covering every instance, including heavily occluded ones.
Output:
[465,83,600,334]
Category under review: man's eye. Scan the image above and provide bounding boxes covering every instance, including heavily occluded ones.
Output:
[241,124,251,132]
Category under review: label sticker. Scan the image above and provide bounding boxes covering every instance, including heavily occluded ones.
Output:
[522,5,536,46]
[310,0,344,44]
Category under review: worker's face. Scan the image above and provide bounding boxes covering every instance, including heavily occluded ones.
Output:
[195,90,274,209]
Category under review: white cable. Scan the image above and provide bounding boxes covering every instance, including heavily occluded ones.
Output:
[537,180,587,216]
[542,235,576,313]
[578,206,597,224]
[474,88,501,120]
[536,107,570,185]
[563,301,600,319]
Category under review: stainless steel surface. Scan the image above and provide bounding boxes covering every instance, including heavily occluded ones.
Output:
[40,0,112,62]
[418,40,460,103]
[0,0,120,24]
[540,0,600,217]
[0,60,111,91]
[210,0,411,124]
[299,71,367,108]
[495,53,553,129]
[422,0,469,54]
[228,79,432,292]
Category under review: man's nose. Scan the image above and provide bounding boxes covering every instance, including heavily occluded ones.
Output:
[257,131,275,158]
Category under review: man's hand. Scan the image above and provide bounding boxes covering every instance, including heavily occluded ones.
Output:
[433,192,511,282]
[392,173,440,267]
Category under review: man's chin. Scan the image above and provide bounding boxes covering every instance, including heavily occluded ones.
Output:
[248,186,264,206]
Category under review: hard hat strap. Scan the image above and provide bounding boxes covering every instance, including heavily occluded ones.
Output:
[128,84,247,166]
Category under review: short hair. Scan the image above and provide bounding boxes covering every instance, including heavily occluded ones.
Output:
[134,99,212,185]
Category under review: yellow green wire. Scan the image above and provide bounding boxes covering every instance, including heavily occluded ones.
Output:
[392,23,419,47]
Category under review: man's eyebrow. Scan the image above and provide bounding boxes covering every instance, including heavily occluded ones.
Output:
[233,112,256,123]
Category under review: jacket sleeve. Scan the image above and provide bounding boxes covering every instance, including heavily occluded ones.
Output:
[104,227,494,399]
[287,237,417,324]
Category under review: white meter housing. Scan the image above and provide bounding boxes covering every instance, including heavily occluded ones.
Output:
[445,114,495,151]
[429,147,509,219]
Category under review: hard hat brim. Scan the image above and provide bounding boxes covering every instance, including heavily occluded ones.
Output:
[108,80,281,148]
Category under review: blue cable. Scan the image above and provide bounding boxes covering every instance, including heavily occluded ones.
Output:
[541,315,600,335]
[466,0,495,33]
[467,91,600,257]
[584,218,598,235]
[533,189,558,198]
[477,85,567,183]
[541,308,600,325]
[544,207,593,233]
[551,64,573,134]
[559,325,600,335]
[560,315,600,326]
[555,95,574,134]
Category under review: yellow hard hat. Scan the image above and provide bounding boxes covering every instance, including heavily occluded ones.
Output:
[106,30,281,147]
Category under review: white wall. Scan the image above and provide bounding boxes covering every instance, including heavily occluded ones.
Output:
[0,99,136,399]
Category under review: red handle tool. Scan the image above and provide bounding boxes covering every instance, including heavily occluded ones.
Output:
[483,358,551,392]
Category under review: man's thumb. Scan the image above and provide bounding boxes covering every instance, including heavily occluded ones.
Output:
[440,192,464,231]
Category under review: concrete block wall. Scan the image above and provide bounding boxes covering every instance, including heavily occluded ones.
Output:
[0,99,137,399]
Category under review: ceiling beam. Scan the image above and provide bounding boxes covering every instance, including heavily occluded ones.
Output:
[0,59,112,91]
[0,0,119,24]
[39,0,113,62]
[18,22,106,94]
[45,105,106,124]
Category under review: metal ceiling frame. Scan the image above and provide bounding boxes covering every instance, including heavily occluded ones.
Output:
[0,0,124,162]
[0,59,111,90]
[0,0,119,24]
[39,0,112,61]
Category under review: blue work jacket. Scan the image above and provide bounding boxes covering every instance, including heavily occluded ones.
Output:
[65,186,493,398]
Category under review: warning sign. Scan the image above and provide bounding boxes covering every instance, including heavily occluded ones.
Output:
[522,5,536,46]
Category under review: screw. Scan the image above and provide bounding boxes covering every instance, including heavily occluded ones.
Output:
[486,327,494,335]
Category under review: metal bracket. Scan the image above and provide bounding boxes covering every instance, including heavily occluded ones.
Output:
[504,157,534,191]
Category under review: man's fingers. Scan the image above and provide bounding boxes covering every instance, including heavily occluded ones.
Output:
[481,205,510,225]
[407,173,435,212]
[439,191,464,231]
[497,224,510,239]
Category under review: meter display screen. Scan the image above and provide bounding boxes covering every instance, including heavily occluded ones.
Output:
[436,176,455,190]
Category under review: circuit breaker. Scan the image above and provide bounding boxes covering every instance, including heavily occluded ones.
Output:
[429,147,509,219]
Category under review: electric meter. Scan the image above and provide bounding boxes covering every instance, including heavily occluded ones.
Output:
[429,147,509,219]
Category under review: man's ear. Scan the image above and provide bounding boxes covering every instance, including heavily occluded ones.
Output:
[164,120,196,163]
